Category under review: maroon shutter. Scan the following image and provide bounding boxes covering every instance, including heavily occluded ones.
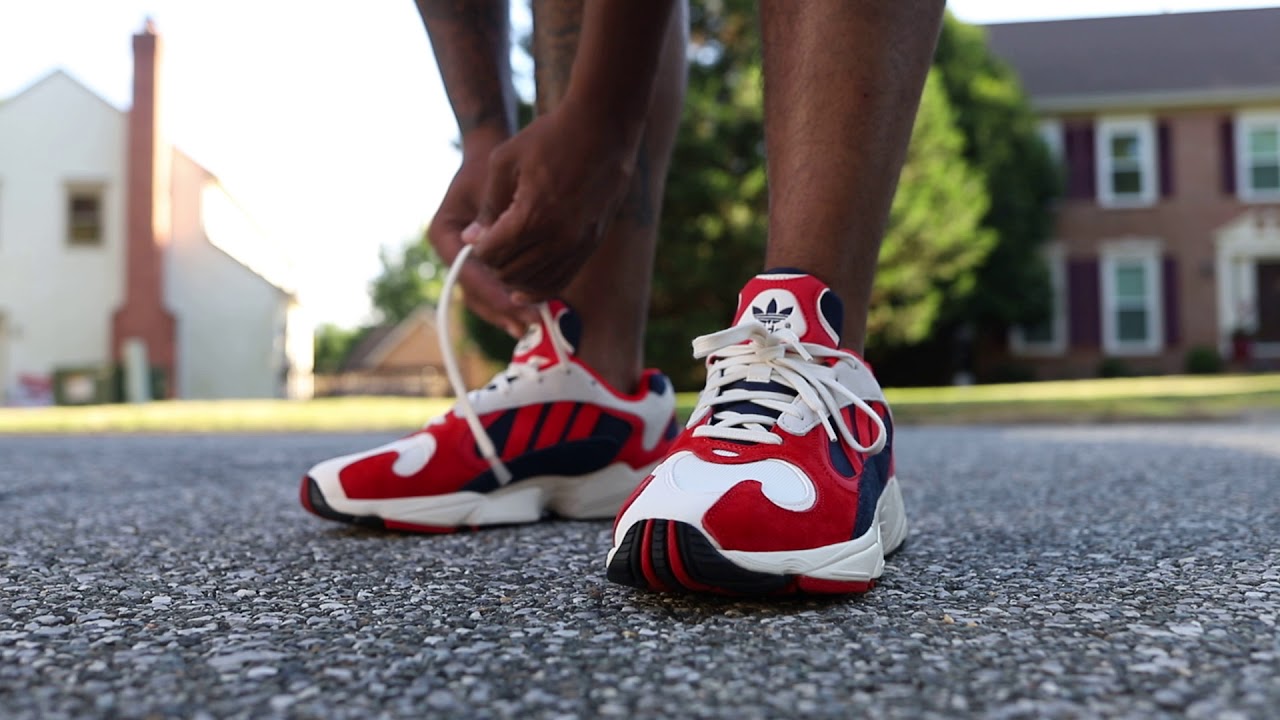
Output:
[1221,117,1237,195]
[1068,258,1101,348]
[1163,256,1181,347]
[1064,121,1096,199]
[1158,121,1174,198]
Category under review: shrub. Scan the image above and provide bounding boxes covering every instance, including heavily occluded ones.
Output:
[1097,357,1133,378]
[983,363,1037,384]
[1185,345,1224,375]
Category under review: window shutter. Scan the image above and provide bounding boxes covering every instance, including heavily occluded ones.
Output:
[1068,258,1101,348]
[1064,121,1096,199]
[1162,256,1181,347]
[1158,121,1174,198]
[1221,116,1236,195]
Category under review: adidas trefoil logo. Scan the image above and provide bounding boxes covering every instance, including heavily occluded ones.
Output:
[752,298,795,332]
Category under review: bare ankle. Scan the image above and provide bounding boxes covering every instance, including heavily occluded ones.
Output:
[575,344,643,394]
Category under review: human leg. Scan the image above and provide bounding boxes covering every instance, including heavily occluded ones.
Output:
[298,1,688,531]
[531,0,688,393]
[606,1,943,595]
[759,0,944,351]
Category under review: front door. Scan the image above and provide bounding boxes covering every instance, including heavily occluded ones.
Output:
[1257,262,1280,343]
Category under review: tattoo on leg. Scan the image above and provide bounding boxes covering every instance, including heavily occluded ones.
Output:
[532,0,585,113]
[417,0,515,134]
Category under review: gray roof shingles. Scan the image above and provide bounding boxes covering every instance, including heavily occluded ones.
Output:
[985,7,1280,102]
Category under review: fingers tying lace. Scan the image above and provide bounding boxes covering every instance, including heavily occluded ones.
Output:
[437,245,574,485]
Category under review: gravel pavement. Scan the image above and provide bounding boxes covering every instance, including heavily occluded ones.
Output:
[1,423,1278,719]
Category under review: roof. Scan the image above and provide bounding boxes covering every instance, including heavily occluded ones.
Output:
[985,8,1280,111]
[339,324,400,372]
[0,69,123,118]
[339,307,442,371]
[199,177,298,296]
[362,305,440,369]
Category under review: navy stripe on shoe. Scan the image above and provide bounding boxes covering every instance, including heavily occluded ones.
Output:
[524,403,554,454]
[851,412,893,539]
[558,403,582,443]
[477,409,518,458]
[461,410,635,494]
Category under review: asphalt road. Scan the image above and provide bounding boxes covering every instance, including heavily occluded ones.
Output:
[1,423,1278,720]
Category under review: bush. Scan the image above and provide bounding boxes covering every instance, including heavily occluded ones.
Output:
[982,363,1037,384]
[1097,357,1133,378]
[1185,345,1224,375]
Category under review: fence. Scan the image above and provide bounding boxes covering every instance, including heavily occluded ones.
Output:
[313,367,452,397]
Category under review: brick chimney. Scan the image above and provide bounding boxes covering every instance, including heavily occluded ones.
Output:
[111,18,177,397]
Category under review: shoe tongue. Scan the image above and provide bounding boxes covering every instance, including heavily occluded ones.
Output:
[732,269,844,349]
[712,271,845,442]
[512,299,582,366]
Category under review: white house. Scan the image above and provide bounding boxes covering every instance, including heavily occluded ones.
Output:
[0,22,312,403]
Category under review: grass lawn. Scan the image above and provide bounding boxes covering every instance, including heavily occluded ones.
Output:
[1,373,1277,434]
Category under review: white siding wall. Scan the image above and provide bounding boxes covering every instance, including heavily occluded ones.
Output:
[167,151,296,399]
[0,72,125,402]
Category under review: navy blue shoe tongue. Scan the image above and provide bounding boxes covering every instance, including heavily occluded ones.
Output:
[555,302,583,350]
[714,378,796,443]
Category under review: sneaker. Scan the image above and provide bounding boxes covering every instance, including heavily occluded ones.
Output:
[606,271,907,595]
[301,299,678,532]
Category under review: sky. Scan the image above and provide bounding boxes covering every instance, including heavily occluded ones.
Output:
[2,0,1277,328]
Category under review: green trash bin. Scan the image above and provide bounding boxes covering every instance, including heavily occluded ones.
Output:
[52,366,121,405]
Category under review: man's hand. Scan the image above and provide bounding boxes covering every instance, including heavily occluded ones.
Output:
[463,101,637,302]
[429,133,540,339]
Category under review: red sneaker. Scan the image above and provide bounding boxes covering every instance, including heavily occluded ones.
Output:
[607,271,906,594]
[301,301,678,532]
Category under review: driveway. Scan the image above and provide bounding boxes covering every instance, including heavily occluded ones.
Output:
[1,423,1277,719]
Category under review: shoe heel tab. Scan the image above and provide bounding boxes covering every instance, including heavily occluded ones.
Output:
[641,370,674,397]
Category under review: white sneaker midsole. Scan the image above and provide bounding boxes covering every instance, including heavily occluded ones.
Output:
[607,475,907,582]
[315,461,656,526]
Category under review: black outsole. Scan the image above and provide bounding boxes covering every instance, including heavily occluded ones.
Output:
[302,476,388,530]
[607,520,791,595]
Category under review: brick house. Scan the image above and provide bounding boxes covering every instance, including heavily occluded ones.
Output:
[984,8,1280,378]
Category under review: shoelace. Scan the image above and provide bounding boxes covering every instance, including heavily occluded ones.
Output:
[436,244,572,485]
[689,321,887,455]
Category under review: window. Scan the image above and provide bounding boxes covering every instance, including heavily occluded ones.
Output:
[1101,240,1163,355]
[1237,111,1280,200]
[66,185,103,246]
[1010,243,1067,356]
[1038,119,1064,164]
[1096,117,1157,207]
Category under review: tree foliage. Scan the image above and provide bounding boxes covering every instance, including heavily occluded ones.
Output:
[647,0,767,388]
[869,71,993,347]
[933,14,1059,329]
[313,323,366,374]
[369,237,445,326]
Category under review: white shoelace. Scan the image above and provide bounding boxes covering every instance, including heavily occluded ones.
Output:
[436,244,572,485]
[689,321,887,455]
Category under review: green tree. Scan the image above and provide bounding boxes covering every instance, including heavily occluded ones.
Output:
[370,237,445,325]
[933,14,1059,331]
[647,0,767,388]
[869,71,993,347]
[313,323,367,374]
